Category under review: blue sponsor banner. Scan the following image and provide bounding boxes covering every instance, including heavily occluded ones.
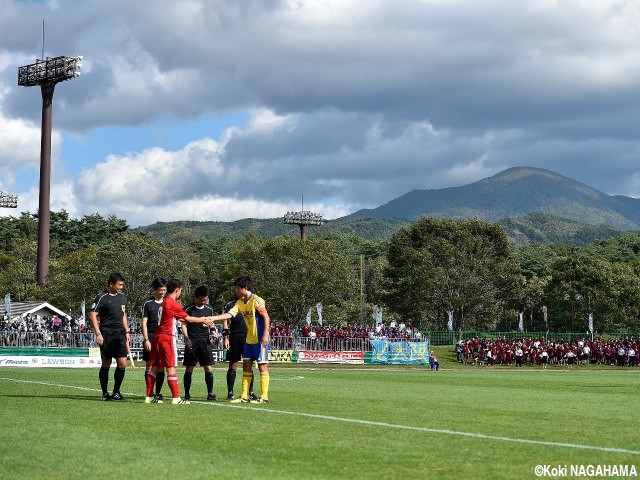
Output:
[371,339,389,363]
[370,340,430,364]
[409,342,430,363]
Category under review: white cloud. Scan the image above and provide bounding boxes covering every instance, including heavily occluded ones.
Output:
[0,49,64,192]
[4,0,640,227]
[76,138,224,207]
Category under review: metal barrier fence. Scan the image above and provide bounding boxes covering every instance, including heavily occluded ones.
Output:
[0,331,95,348]
[425,331,640,346]
[9,330,635,352]
[4,330,639,351]
[0,332,429,354]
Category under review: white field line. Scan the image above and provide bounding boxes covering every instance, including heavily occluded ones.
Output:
[2,376,639,456]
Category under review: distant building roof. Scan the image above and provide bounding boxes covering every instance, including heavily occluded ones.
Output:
[4,301,71,320]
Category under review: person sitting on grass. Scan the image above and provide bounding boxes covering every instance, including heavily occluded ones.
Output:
[429,351,440,371]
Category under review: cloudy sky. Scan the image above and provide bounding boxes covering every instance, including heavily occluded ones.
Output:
[1,0,640,227]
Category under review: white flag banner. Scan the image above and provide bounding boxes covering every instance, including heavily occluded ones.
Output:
[518,312,524,332]
[588,313,594,333]
[81,300,86,326]
[306,307,312,326]
[316,303,323,326]
[375,305,383,325]
[447,310,454,332]
[3,293,10,320]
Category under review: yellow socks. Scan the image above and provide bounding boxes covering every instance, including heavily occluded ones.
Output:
[241,371,252,399]
[260,372,270,400]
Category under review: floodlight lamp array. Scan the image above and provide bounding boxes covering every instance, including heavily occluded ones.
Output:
[18,55,82,87]
[283,211,324,226]
[0,191,18,208]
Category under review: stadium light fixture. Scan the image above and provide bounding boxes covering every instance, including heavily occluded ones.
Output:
[283,196,324,240]
[0,191,19,208]
[18,55,82,86]
[18,54,82,285]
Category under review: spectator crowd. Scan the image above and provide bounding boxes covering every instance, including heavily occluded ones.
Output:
[10,311,636,369]
[456,337,640,367]
[295,320,422,341]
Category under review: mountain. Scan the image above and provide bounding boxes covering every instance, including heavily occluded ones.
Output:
[135,167,638,245]
[135,212,624,247]
[342,166,640,230]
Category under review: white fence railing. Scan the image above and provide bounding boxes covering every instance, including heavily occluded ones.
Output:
[0,332,429,355]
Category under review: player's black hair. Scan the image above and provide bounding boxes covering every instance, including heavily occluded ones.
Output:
[108,272,124,285]
[233,276,253,291]
[151,277,167,290]
[194,285,209,298]
[166,278,182,294]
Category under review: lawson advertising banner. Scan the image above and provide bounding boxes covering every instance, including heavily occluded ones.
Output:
[0,355,102,368]
[370,340,430,364]
[0,347,102,368]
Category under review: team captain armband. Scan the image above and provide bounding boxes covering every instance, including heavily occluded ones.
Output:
[222,329,230,337]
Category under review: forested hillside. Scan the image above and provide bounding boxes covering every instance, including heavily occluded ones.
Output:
[2,210,640,334]
[135,212,628,247]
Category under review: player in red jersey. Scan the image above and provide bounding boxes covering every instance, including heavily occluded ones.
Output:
[145,279,215,404]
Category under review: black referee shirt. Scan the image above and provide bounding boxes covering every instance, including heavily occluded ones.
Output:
[91,290,126,330]
[183,303,214,340]
[141,297,162,337]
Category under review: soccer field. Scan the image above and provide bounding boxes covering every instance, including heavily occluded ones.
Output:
[0,365,638,479]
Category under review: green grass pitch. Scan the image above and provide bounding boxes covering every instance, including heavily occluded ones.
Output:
[0,354,638,479]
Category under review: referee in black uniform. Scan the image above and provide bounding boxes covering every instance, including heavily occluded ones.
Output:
[181,286,217,401]
[89,272,129,401]
[223,299,256,401]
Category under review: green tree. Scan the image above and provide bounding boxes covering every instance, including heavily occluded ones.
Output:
[100,233,203,316]
[512,242,559,279]
[193,235,250,305]
[384,217,522,331]
[0,240,43,302]
[47,245,105,315]
[585,233,640,263]
[48,233,203,317]
[225,236,354,324]
[544,253,640,333]
[0,213,37,254]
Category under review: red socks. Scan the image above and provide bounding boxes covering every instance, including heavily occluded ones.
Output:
[145,371,156,397]
[168,375,180,398]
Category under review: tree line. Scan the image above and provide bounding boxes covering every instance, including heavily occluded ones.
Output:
[1,211,640,333]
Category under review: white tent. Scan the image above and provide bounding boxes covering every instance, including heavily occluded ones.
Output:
[5,301,71,322]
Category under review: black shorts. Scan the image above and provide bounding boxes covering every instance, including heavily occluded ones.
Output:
[142,333,156,362]
[100,328,128,360]
[226,333,246,363]
[183,338,214,367]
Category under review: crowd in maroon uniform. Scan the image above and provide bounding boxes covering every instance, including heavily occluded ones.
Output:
[295,323,416,340]
[457,337,640,367]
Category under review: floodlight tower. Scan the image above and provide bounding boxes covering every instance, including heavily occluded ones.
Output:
[283,196,323,240]
[0,191,18,208]
[18,54,82,284]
